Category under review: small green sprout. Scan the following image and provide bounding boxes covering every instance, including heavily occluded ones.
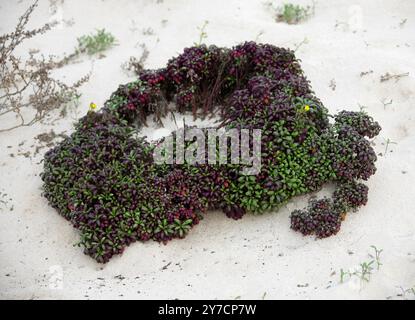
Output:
[384,138,397,156]
[195,20,209,46]
[340,246,383,283]
[369,245,383,270]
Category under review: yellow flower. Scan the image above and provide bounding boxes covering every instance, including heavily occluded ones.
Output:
[89,102,97,111]
[304,104,310,111]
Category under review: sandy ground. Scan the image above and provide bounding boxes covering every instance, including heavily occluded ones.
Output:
[0,0,414,300]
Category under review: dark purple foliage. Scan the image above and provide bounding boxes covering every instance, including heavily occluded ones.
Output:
[41,42,381,262]
[291,199,342,238]
[333,181,369,212]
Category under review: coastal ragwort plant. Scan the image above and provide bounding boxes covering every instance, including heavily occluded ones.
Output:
[41,42,381,263]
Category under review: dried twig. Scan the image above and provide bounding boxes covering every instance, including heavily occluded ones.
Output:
[380,98,393,109]
[0,1,89,133]
[380,72,409,83]
[293,37,309,52]
[360,70,373,77]
[122,43,149,75]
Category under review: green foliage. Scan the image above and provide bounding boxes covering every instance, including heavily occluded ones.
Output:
[340,246,383,283]
[276,3,313,24]
[76,29,117,55]
[41,42,381,262]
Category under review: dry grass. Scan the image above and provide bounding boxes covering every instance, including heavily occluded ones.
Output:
[0,1,89,133]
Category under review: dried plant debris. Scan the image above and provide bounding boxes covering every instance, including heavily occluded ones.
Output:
[293,37,309,52]
[122,44,149,75]
[380,72,409,83]
[36,130,67,144]
[0,190,14,212]
[334,20,349,31]
[329,79,336,91]
[381,138,397,157]
[48,0,74,27]
[399,18,407,28]
[7,130,68,159]
[0,1,120,133]
[142,28,155,36]
[360,70,373,77]
[380,98,393,109]
[395,286,415,299]
[0,1,89,133]
[34,130,68,155]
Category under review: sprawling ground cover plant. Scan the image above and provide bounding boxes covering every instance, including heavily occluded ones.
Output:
[41,42,381,262]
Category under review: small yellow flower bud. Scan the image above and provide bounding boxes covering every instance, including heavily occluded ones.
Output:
[89,102,97,111]
[304,105,310,111]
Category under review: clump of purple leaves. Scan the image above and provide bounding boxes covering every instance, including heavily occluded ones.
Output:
[291,198,342,239]
[41,42,381,262]
[333,181,369,212]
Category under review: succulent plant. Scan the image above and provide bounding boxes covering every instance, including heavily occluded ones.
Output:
[291,198,342,239]
[41,42,381,262]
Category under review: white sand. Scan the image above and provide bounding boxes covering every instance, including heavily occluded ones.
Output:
[0,0,414,299]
